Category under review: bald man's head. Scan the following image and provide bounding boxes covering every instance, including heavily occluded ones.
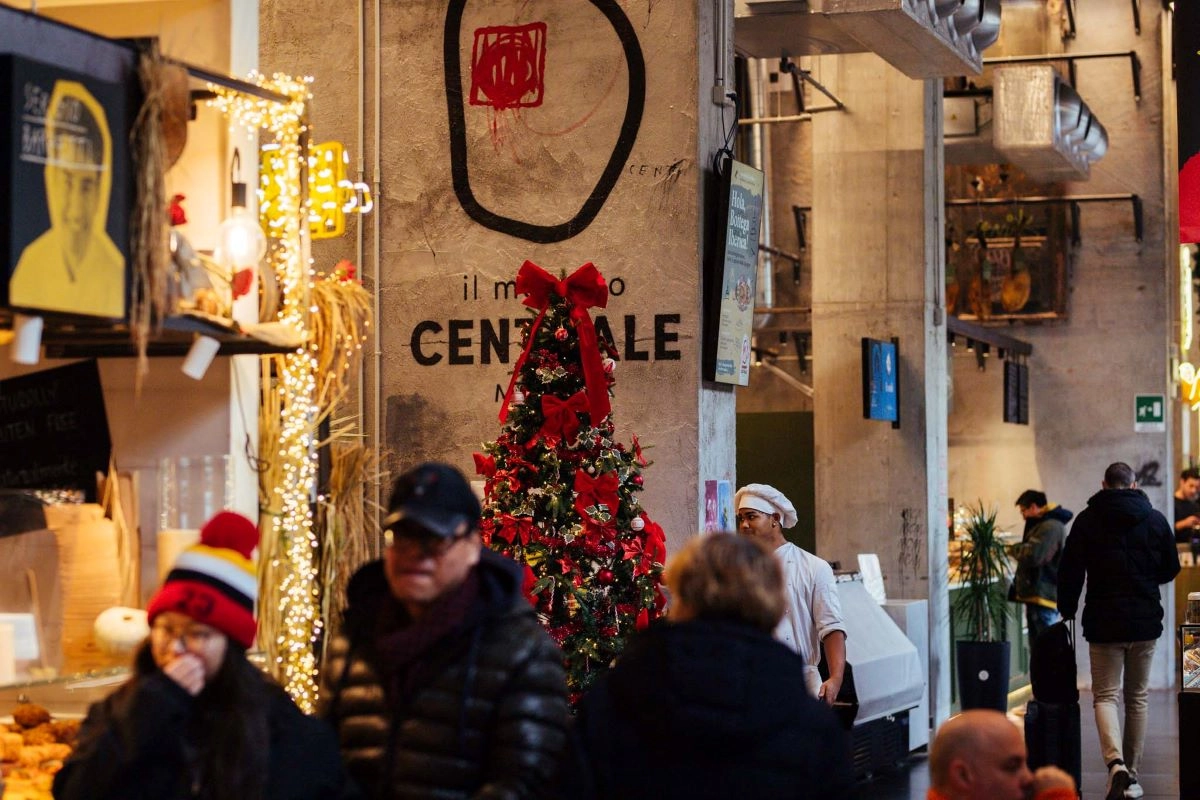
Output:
[929,710,1033,800]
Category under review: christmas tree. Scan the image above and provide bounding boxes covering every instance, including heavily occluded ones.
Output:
[474,260,666,702]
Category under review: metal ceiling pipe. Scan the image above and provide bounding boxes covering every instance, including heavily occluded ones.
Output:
[1055,81,1085,142]
[1081,116,1109,162]
[971,0,1002,52]
[747,58,775,329]
[952,0,982,36]
[934,0,963,20]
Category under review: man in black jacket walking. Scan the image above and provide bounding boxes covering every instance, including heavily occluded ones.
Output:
[1058,462,1180,800]
[320,462,569,799]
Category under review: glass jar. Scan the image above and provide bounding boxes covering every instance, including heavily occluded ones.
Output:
[1189,592,1200,626]
[157,455,232,582]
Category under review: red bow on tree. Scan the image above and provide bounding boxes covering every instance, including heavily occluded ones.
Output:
[574,470,619,522]
[622,516,666,576]
[500,261,611,425]
[495,513,537,546]
[538,391,588,441]
[472,452,496,477]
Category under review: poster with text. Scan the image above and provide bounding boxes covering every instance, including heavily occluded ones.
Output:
[0,55,130,320]
[713,160,764,385]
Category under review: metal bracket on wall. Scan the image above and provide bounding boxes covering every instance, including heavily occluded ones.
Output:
[983,51,1142,102]
[946,193,1143,246]
[779,58,845,115]
[792,205,809,254]
[759,244,805,286]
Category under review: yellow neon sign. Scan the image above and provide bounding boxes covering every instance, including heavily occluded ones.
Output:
[259,141,373,240]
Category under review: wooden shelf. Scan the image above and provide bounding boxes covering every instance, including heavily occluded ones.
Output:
[1,311,296,359]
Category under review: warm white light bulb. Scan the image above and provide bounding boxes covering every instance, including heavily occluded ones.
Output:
[217,206,267,270]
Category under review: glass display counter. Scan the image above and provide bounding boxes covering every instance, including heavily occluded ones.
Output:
[1183,625,1200,692]
[0,668,128,719]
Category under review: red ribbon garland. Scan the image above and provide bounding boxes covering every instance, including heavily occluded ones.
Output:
[574,470,619,521]
[499,260,611,425]
[539,391,589,441]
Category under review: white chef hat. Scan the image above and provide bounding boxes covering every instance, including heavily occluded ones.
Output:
[734,483,798,529]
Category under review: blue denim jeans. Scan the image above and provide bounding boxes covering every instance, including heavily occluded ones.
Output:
[1025,604,1061,645]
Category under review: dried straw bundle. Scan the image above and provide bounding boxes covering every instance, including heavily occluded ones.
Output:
[129,44,170,389]
[317,419,382,664]
[254,353,288,663]
[309,264,372,415]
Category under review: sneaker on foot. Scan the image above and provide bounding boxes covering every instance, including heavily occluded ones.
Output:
[1106,765,1132,800]
[1124,777,1144,799]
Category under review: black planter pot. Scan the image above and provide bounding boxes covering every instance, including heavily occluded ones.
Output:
[956,640,1011,711]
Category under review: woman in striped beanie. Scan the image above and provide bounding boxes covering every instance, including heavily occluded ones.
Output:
[54,511,359,800]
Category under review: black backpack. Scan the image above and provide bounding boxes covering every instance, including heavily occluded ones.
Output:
[1030,620,1079,704]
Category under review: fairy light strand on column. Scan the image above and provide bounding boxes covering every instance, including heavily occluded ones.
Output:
[209,73,321,712]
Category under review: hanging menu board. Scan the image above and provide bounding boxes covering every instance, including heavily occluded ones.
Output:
[709,159,765,386]
[0,360,112,499]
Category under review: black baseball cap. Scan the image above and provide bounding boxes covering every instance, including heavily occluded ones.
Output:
[383,462,482,539]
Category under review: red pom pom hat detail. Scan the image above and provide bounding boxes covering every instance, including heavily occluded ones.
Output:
[146,511,259,649]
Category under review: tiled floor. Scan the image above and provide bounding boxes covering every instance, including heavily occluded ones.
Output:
[862,690,1179,799]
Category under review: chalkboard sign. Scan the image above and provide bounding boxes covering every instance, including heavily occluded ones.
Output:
[0,360,111,499]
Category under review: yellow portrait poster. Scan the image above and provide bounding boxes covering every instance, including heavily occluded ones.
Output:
[2,58,129,319]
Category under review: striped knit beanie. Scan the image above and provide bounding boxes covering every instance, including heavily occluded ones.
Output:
[147,511,259,649]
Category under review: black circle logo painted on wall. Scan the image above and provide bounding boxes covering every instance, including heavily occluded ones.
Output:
[443,0,645,243]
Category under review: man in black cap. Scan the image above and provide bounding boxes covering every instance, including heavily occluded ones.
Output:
[320,462,569,799]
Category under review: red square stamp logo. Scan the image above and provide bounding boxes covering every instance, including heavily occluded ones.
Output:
[469,23,547,110]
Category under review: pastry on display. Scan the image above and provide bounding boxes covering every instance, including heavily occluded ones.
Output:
[0,702,79,800]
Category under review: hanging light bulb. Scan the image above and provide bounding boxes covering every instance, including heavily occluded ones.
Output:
[215,148,267,303]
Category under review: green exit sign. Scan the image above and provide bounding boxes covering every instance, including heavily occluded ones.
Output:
[1135,394,1165,432]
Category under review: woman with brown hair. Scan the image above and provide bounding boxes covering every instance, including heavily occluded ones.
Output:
[567,532,855,799]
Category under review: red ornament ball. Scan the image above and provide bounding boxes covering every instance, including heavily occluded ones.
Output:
[554,326,569,341]
[633,474,644,486]
[596,569,615,585]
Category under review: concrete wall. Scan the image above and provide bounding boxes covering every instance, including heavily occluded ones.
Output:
[260,0,734,553]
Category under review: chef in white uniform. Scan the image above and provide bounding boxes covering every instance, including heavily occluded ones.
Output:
[735,483,847,705]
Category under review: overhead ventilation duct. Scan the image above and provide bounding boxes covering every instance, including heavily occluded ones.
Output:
[734,0,1001,79]
[992,65,1108,181]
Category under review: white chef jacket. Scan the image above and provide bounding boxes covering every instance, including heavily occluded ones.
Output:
[773,541,848,697]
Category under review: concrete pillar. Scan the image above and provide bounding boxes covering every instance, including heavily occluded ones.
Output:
[810,55,950,727]
[259,2,734,553]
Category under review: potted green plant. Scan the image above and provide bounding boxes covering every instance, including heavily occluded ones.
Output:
[953,501,1012,710]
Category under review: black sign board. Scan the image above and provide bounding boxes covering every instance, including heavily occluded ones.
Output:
[0,360,112,499]
[1004,360,1029,424]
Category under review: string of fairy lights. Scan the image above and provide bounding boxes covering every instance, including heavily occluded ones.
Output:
[209,74,322,711]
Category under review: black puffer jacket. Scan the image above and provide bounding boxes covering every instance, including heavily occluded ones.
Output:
[320,549,568,800]
[566,619,855,800]
[1058,488,1180,643]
